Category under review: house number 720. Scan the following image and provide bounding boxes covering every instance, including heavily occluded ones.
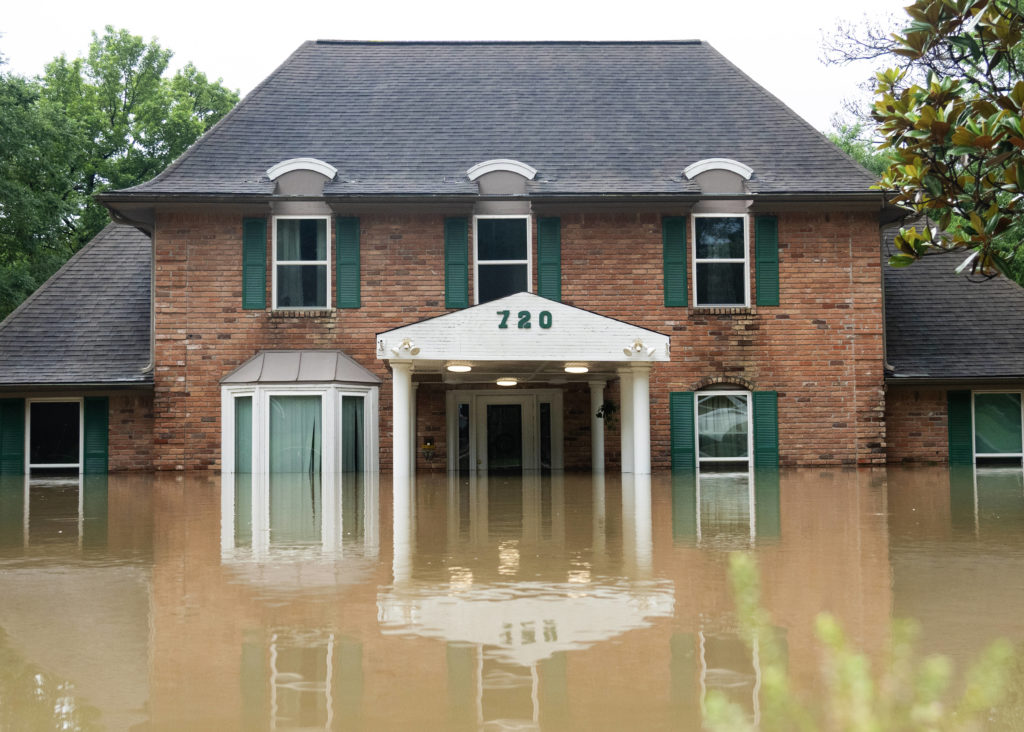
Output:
[497,310,553,329]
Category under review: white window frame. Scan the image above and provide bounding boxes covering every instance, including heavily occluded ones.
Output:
[221,383,379,474]
[473,214,532,305]
[694,390,753,470]
[692,213,750,308]
[272,215,331,311]
[25,397,84,473]
[971,390,1024,462]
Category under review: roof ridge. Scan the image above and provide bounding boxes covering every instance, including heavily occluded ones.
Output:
[313,39,705,46]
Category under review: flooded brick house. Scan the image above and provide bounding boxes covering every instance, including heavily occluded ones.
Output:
[0,40,1021,474]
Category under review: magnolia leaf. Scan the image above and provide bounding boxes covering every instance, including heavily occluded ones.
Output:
[955,250,980,274]
[889,253,918,267]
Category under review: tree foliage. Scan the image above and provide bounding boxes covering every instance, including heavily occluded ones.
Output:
[0,27,238,319]
[871,0,1024,276]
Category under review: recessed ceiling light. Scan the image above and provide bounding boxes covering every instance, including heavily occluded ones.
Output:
[446,362,472,373]
[496,377,518,387]
[564,363,589,374]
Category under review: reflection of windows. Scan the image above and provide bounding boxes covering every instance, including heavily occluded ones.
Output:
[974,392,1023,461]
[700,632,760,721]
[697,391,751,470]
[697,472,754,549]
[474,216,531,304]
[273,217,329,310]
[693,214,748,307]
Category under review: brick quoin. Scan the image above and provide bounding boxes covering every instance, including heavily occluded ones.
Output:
[150,207,886,471]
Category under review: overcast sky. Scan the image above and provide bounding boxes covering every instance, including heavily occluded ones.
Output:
[1,0,907,132]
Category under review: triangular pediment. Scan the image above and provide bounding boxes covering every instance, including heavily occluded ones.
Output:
[376,292,669,364]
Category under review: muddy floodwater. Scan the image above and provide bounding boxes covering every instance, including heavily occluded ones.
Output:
[2,466,1024,730]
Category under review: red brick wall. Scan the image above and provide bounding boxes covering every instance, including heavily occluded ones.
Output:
[885,386,949,463]
[109,392,154,471]
[151,208,885,470]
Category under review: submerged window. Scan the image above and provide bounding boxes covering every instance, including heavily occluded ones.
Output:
[697,391,751,470]
[974,392,1024,460]
[274,217,329,309]
[693,214,749,307]
[475,216,530,304]
[224,385,378,474]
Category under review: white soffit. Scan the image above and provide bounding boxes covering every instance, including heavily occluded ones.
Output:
[266,157,338,181]
[683,158,754,180]
[377,292,670,363]
[466,158,538,181]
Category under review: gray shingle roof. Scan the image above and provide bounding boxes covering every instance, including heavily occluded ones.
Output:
[0,224,152,386]
[113,41,877,198]
[884,224,1024,380]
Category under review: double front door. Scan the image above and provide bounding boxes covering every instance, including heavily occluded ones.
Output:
[448,390,563,473]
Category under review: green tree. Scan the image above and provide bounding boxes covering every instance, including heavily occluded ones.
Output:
[872,0,1024,276]
[0,27,238,320]
[826,120,894,178]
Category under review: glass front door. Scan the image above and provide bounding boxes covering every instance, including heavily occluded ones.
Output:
[487,404,523,473]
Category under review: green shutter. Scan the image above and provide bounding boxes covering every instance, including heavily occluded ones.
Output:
[242,217,267,310]
[752,391,779,469]
[670,391,696,472]
[755,215,780,306]
[336,216,361,308]
[444,217,469,309]
[537,217,562,302]
[539,652,569,728]
[0,398,25,474]
[83,396,108,474]
[947,390,974,465]
[663,216,688,307]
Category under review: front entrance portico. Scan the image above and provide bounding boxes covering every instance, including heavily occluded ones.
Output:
[377,292,670,476]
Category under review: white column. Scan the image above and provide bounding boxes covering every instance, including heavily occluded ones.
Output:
[618,367,634,474]
[409,383,419,477]
[631,363,652,475]
[589,380,606,474]
[392,361,413,477]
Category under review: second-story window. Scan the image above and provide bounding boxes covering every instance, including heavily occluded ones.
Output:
[693,214,749,307]
[274,216,330,309]
[474,215,531,304]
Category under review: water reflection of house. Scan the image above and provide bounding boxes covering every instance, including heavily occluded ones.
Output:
[0,469,897,729]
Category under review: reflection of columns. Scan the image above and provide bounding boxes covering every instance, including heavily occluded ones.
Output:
[633,474,652,575]
[589,380,606,474]
[592,471,606,559]
[392,361,413,477]
[392,473,413,584]
[631,364,651,475]
[621,473,653,577]
[618,368,634,474]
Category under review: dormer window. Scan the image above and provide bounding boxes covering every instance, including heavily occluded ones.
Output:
[273,216,330,309]
[474,215,531,304]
